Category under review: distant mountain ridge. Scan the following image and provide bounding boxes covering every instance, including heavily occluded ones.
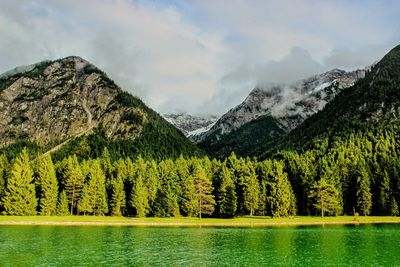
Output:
[198,67,367,158]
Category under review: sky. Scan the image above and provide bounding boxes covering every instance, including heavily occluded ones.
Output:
[0,0,399,115]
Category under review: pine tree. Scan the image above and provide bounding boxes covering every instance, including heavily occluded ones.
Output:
[152,160,180,217]
[36,155,59,215]
[63,155,85,215]
[175,156,192,214]
[378,170,391,215]
[57,190,70,216]
[78,185,92,215]
[309,179,341,217]
[217,164,237,217]
[129,157,149,217]
[356,167,372,216]
[3,149,37,215]
[193,162,215,219]
[130,174,149,217]
[109,159,126,216]
[145,161,159,210]
[242,161,259,216]
[100,147,113,196]
[87,160,109,215]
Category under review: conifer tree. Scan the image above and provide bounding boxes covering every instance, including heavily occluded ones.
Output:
[193,162,215,219]
[109,159,126,216]
[129,157,149,217]
[87,160,109,215]
[36,155,59,215]
[130,174,149,217]
[63,155,85,215]
[3,149,37,215]
[356,167,372,216]
[175,156,192,214]
[78,185,92,215]
[309,179,341,216]
[217,164,237,217]
[378,170,391,215]
[242,161,259,216]
[153,160,180,217]
[145,161,159,209]
[57,190,70,216]
[267,161,296,217]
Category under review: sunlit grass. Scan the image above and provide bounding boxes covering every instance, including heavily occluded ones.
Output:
[0,215,399,227]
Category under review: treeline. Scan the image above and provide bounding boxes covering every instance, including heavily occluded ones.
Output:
[0,125,399,217]
[0,149,296,217]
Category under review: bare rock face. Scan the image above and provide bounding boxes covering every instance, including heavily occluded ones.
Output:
[0,56,147,147]
[197,68,366,143]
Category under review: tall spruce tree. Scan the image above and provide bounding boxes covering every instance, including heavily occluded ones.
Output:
[63,155,85,215]
[242,161,259,216]
[193,162,215,219]
[130,157,149,217]
[217,163,237,217]
[82,160,108,215]
[267,161,296,217]
[309,179,341,216]
[3,149,37,215]
[109,159,126,216]
[57,190,70,216]
[145,161,159,210]
[130,174,149,217]
[36,155,59,215]
[153,160,180,217]
[356,167,372,216]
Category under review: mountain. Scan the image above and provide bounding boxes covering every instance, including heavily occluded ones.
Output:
[163,112,218,141]
[271,44,400,155]
[0,56,202,160]
[198,68,366,158]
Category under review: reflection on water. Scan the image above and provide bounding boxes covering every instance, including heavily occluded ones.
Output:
[0,224,399,266]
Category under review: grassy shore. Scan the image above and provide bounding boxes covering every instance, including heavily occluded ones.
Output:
[0,215,400,227]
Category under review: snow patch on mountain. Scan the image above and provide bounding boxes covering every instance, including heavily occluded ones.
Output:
[163,112,218,141]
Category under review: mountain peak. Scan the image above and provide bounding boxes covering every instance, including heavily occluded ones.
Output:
[0,58,200,159]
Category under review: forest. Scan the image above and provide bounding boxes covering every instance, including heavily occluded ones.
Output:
[1,123,399,218]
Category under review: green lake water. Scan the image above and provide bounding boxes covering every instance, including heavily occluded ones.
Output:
[0,224,399,266]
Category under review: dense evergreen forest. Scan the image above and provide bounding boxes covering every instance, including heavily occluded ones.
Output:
[1,47,399,218]
[1,122,400,217]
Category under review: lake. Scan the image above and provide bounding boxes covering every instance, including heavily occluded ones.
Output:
[0,224,399,266]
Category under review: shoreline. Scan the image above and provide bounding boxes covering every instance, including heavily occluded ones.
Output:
[1,216,400,227]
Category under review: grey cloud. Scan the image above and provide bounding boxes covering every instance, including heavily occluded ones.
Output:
[1,0,399,116]
[324,45,392,70]
[201,47,326,115]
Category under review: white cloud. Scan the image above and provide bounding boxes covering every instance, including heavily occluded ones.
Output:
[0,0,399,115]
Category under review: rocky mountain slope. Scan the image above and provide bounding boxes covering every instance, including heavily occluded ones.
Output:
[163,112,217,140]
[0,56,201,159]
[198,68,366,158]
[271,44,400,155]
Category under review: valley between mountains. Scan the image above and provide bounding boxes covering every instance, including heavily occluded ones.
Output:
[0,45,400,218]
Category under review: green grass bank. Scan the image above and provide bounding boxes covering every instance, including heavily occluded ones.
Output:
[0,216,399,227]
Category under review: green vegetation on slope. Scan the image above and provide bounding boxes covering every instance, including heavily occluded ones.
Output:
[199,115,285,159]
